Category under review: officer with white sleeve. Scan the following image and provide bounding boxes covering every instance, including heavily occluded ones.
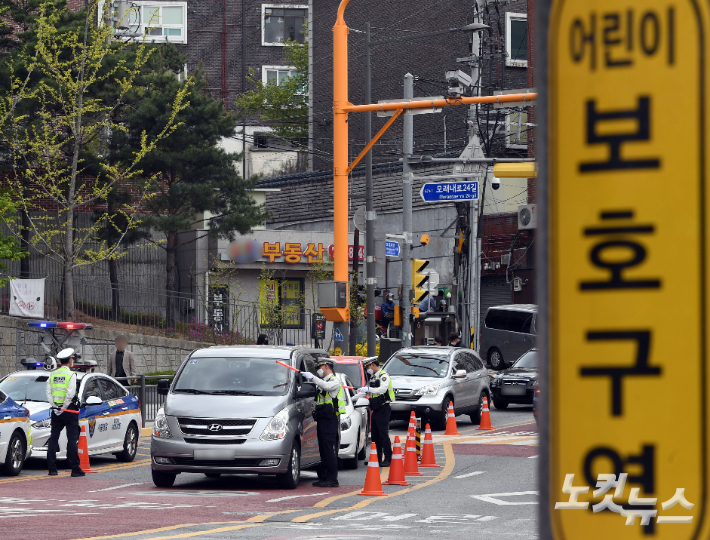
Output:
[301,358,346,487]
[357,358,394,466]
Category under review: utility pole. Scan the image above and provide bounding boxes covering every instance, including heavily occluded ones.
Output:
[349,229,360,355]
[401,73,414,347]
[364,22,377,356]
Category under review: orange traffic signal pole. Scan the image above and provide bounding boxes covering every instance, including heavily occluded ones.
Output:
[325,0,537,323]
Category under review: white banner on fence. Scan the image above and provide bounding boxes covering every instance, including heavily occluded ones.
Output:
[9,278,45,319]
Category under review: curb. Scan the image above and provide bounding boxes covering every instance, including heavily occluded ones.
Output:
[141,427,152,437]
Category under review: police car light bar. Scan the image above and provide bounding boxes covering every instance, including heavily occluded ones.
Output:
[27,321,93,330]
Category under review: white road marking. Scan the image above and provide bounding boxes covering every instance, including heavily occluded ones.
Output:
[455,471,485,479]
[88,483,143,492]
[472,491,539,505]
[267,492,330,503]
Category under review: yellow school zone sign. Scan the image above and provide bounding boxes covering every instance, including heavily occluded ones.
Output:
[548,0,710,537]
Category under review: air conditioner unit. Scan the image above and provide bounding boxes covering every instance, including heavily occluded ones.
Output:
[518,204,537,230]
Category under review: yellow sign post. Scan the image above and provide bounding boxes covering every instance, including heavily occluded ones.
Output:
[546,0,710,537]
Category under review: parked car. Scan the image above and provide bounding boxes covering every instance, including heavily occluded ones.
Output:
[480,304,537,370]
[335,373,368,468]
[384,346,491,430]
[0,369,141,464]
[489,348,538,409]
[151,345,331,489]
[0,389,32,476]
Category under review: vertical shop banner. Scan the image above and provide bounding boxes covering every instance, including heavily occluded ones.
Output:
[9,278,45,318]
[208,285,229,334]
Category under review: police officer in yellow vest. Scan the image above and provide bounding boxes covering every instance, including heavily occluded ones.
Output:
[358,358,394,466]
[45,348,84,477]
[301,357,345,487]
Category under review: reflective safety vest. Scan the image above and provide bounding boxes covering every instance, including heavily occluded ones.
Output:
[369,369,395,408]
[49,366,73,406]
[316,376,347,417]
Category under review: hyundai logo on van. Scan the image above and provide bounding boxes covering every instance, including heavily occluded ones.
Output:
[208,424,223,432]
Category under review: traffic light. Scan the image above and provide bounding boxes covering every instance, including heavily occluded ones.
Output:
[412,259,430,303]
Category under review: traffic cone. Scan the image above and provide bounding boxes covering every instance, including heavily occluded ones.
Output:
[419,424,440,468]
[77,423,96,473]
[359,443,388,496]
[403,428,422,476]
[383,436,410,486]
[408,411,416,434]
[476,396,494,431]
[443,402,461,436]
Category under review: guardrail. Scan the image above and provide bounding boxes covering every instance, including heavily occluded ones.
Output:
[114,374,175,424]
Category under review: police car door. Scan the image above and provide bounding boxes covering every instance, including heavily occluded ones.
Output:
[98,378,132,449]
[0,389,31,469]
[297,354,319,464]
[80,376,111,450]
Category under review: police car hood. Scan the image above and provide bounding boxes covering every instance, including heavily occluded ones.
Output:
[18,401,52,421]
[164,393,287,418]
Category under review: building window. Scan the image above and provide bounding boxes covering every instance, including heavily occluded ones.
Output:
[262,65,297,86]
[506,12,527,67]
[506,111,529,149]
[122,2,187,44]
[262,5,307,46]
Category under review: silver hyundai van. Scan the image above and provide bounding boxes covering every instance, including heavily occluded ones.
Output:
[480,304,537,370]
[150,346,331,489]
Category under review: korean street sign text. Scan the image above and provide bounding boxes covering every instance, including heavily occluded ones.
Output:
[208,285,229,334]
[548,0,710,538]
[420,181,479,202]
[385,241,401,258]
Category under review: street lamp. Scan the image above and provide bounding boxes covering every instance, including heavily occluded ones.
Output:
[362,21,489,354]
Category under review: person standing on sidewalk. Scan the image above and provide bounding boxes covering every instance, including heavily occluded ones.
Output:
[108,335,136,384]
[301,358,346,487]
[358,358,394,466]
[45,348,84,477]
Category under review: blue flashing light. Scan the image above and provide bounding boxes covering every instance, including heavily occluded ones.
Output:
[35,363,42,366]
[28,321,57,328]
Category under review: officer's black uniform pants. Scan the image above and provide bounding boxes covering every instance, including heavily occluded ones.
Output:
[47,411,81,473]
[371,403,392,463]
[317,416,339,482]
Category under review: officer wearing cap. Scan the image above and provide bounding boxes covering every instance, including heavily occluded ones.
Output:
[358,358,394,466]
[301,358,345,487]
[45,348,84,477]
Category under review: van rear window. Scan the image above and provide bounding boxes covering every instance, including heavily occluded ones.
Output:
[485,309,534,334]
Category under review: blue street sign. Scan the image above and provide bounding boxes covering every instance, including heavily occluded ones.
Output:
[420,181,479,202]
[385,240,401,258]
[334,328,344,342]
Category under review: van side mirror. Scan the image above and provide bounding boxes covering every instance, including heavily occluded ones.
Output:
[84,395,102,406]
[157,379,170,395]
[453,369,467,379]
[296,382,317,399]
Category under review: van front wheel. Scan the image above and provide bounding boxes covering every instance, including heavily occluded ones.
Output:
[488,348,505,370]
[276,442,301,489]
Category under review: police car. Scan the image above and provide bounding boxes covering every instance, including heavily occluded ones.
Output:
[0,389,32,475]
[0,359,142,463]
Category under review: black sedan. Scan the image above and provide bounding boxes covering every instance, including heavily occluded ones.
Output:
[489,348,538,409]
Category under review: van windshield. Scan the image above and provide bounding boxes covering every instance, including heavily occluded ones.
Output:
[174,357,291,396]
[384,353,450,378]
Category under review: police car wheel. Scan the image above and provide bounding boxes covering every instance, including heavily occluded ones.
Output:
[152,469,177,488]
[1,432,25,476]
[276,442,300,490]
[116,423,138,462]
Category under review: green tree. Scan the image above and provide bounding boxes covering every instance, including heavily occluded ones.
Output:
[110,60,267,326]
[1,1,189,318]
[234,34,308,144]
[0,192,27,284]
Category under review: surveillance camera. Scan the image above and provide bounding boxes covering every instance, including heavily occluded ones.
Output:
[492,177,501,190]
[445,70,472,98]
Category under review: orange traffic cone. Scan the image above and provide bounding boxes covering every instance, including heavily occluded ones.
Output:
[408,411,416,433]
[443,402,461,436]
[77,423,96,473]
[359,443,388,496]
[476,396,494,431]
[403,428,422,476]
[383,436,410,486]
[419,424,440,468]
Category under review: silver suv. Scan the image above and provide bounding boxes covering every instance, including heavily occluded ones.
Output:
[151,346,330,489]
[384,346,491,430]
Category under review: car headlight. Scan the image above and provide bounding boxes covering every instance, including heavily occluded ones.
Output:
[340,416,352,431]
[260,408,289,441]
[492,377,501,387]
[153,409,172,439]
[415,384,440,396]
[32,418,51,429]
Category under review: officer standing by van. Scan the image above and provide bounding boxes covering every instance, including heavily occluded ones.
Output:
[301,358,345,487]
[358,358,394,466]
[45,348,84,477]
